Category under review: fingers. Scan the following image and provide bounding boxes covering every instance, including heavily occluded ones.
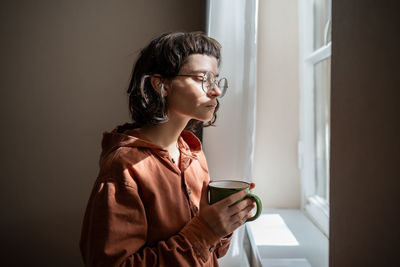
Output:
[216,190,247,208]
[231,211,249,228]
[231,201,255,226]
[229,198,254,216]
[249,182,255,190]
[199,186,256,237]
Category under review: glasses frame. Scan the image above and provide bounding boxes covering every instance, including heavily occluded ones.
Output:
[175,71,228,98]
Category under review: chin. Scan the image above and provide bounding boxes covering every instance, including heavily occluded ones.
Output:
[196,114,214,123]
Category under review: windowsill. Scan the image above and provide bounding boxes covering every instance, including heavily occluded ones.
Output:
[304,196,330,237]
[244,209,329,267]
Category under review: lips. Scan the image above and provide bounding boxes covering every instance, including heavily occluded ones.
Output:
[206,104,217,109]
[206,103,217,108]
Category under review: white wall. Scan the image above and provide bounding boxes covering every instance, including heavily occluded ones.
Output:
[253,0,301,208]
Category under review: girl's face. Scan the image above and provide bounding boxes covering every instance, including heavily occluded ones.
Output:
[165,54,221,122]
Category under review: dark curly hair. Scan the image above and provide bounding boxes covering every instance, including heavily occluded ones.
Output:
[127,32,222,131]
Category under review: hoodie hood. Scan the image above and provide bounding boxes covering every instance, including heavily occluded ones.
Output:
[100,123,202,163]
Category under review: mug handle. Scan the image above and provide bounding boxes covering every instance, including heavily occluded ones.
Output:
[244,193,262,222]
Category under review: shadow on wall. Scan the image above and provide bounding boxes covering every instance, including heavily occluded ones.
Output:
[0,0,205,266]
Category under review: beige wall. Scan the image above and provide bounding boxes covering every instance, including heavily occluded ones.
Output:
[330,0,400,265]
[0,1,205,266]
[253,0,301,208]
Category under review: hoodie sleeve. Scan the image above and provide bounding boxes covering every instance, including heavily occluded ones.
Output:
[215,233,233,259]
[80,179,222,267]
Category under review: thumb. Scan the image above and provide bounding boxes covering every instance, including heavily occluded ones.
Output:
[199,180,210,207]
[249,182,255,190]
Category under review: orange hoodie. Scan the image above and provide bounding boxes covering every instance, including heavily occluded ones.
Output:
[80,124,232,267]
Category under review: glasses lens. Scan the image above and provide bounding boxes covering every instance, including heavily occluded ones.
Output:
[203,72,213,92]
[202,72,228,98]
[217,78,228,98]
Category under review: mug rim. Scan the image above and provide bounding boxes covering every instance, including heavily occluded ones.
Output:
[209,180,250,189]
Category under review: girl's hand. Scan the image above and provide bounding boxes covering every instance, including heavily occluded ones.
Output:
[249,182,255,190]
[198,181,255,238]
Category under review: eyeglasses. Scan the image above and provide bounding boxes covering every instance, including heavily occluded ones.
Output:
[175,71,228,98]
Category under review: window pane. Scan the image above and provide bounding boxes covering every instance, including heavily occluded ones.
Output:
[314,57,331,200]
[313,0,331,50]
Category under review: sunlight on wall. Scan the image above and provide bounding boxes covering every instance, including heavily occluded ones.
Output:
[248,214,299,246]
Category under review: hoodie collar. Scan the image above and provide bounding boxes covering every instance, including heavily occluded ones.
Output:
[101,123,202,159]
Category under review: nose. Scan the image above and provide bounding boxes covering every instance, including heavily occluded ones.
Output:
[207,83,222,98]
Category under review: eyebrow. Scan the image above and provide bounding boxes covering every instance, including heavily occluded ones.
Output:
[186,70,220,77]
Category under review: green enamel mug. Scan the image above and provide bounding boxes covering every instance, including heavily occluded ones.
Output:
[208,180,262,222]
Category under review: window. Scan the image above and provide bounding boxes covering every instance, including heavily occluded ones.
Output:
[299,0,331,236]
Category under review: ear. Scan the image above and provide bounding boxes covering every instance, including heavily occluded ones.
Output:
[150,75,168,97]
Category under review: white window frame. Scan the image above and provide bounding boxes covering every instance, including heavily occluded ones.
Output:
[298,0,331,237]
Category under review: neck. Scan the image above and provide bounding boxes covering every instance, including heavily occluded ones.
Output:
[139,116,190,149]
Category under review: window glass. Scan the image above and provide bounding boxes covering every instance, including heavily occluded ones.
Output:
[313,57,331,200]
[313,0,331,50]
